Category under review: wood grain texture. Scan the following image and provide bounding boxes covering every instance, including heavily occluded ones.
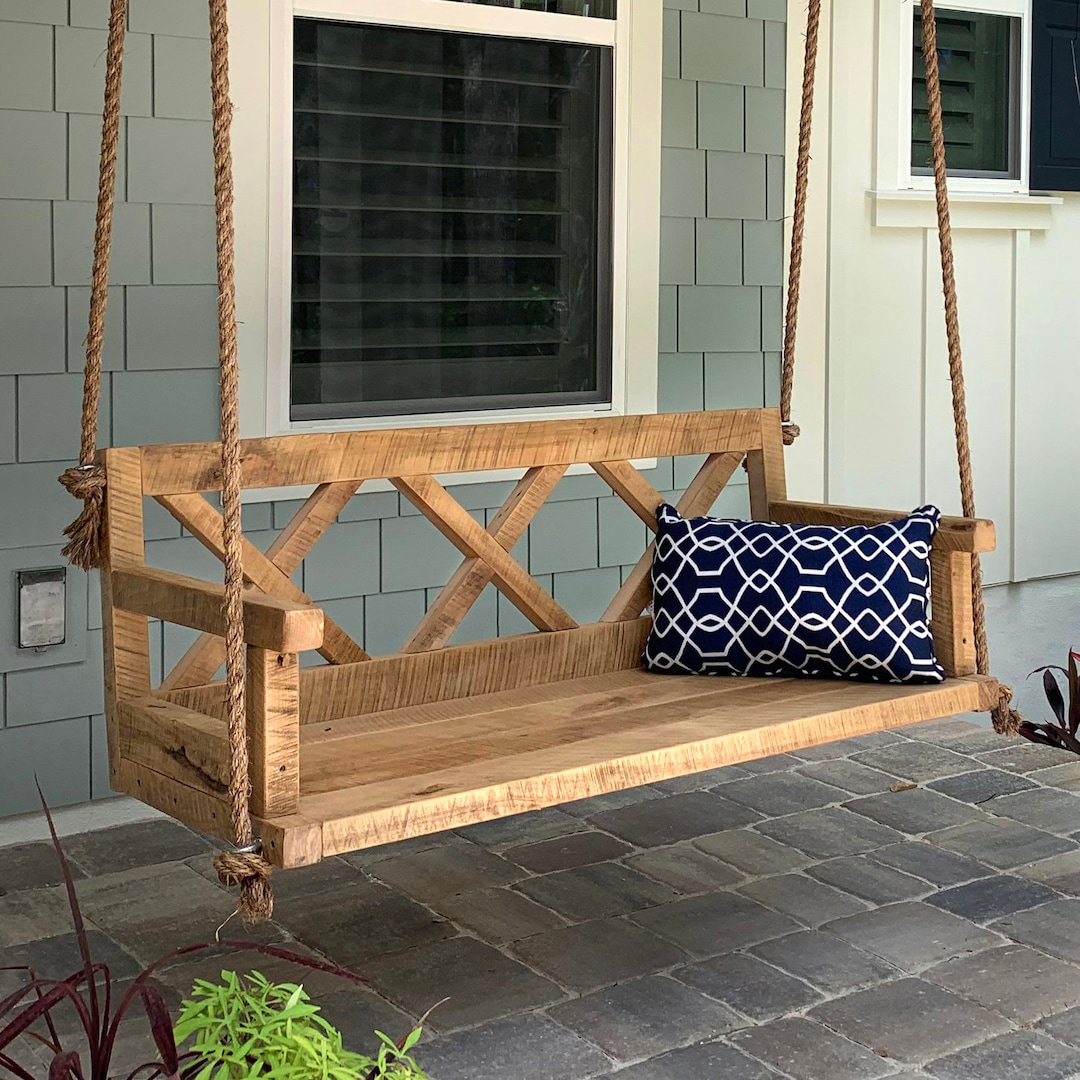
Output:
[403,465,567,652]
[295,673,997,862]
[247,648,301,817]
[932,549,976,677]
[769,500,996,553]
[139,410,766,496]
[99,447,152,787]
[393,473,577,634]
[112,566,325,653]
[601,451,747,622]
[747,409,788,519]
[591,460,664,530]
[158,484,367,690]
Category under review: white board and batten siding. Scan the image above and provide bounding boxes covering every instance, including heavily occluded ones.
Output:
[783,0,1080,584]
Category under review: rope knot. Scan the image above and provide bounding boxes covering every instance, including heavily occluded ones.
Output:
[214,847,274,920]
[990,682,1023,737]
[58,465,108,571]
[781,423,801,446]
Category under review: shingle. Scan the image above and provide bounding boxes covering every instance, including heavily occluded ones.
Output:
[66,286,125,372]
[663,8,681,77]
[381,512,481,593]
[529,498,598,575]
[658,352,705,412]
[6,633,104,725]
[661,148,707,217]
[0,22,54,111]
[679,286,761,352]
[767,153,785,219]
[55,27,153,116]
[0,202,52,285]
[150,205,217,285]
[762,285,783,350]
[53,202,152,286]
[660,216,696,285]
[682,12,764,86]
[552,567,621,623]
[68,0,112,28]
[68,112,127,202]
[111,368,221,445]
[0,719,92,817]
[765,18,787,89]
[743,218,784,285]
[746,86,786,155]
[705,352,765,408]
[153,34,212,120]
[696,217,743,284]
[302,519,380,601]
[127,117,214,204]
[749,0,786,18]
[0,0,67,22]
[0,111,66,200]
[363,589,426,656]
[17,373,111,462]
[125,285,219,367]
[707,150,768,220]
[698,81,744,152]
[129,0,212,37]
[662,78,697,149]
[659,285,678,351]
[0,376,12,463]
[0,287,66,374]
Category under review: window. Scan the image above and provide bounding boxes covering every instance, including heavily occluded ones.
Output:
[912,8,1021,178]
[231,0,662,439]
[1030,0,1080,190]
[291,19,614,419]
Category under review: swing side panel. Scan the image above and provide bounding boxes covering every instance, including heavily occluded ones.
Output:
[99,409,998,867]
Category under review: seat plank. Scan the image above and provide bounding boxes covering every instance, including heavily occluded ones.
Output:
[294,674,997,859]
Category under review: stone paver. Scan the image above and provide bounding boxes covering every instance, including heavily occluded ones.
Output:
[591,790,761,847]
[750,930,899,995]
[809,978,1013,1065]
[730,1016,898,1080]
[548,973,741,1062]
[822,901,1001,973]
[6,719,1080,1080]
[927,874,1060,922]
[926,1030,1080,1080]
[673,951,823,1020]
[925,943,1080,1024]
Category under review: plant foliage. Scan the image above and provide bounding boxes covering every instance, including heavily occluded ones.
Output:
[1017,650,1080,755]
[0,790,426,1080]
[173,971,425,1080]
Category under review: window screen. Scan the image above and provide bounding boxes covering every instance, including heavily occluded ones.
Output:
[291,18,614,420]
[912,9,1019,177]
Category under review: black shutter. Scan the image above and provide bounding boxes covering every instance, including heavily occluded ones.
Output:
[1031,0,1080,190]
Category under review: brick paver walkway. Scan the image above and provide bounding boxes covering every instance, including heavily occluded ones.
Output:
[4,718,1080,1079]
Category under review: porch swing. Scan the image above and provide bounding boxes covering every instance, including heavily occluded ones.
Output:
[61,0,1018,918]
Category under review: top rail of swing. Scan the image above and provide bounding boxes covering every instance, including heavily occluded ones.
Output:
[125,409,769,497]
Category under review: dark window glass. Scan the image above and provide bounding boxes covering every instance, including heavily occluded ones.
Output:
[912,9,1018,176]
[292,18,614,420]
[445,0,615,17]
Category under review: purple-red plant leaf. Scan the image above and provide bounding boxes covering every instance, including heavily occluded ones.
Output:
[141,987,179,1076]
[1069,651,1080,736]
[37,784,101,1047]
[48,1050,85,1080]
[0,980,91,1052]
[0,1049,39,1080]
[1044,669,1066,725]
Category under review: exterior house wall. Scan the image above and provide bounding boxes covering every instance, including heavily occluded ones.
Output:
[0,0,786,816]
[783,0,1080,587]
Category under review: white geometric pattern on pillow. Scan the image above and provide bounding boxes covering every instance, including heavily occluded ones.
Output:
[643,504,945,684]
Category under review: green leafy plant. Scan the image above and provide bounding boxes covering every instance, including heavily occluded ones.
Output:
[173,971,427,1080]
[1017,650,1080,755]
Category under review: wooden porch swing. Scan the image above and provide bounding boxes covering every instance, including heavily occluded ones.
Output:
[61,0,1018,918]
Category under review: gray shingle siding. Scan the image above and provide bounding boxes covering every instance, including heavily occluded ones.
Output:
[0,0,786,815]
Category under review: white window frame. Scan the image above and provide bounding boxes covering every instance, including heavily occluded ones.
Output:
[875,0,1032,195]
[230,0,662,443]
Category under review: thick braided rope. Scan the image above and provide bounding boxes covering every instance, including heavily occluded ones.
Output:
[58,0,128,571]
[920,0,1021,735]
[208,0,273,918]
[779,0,822,447]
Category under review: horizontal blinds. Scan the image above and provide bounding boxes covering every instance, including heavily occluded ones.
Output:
[912,10,1015,175]
[291,18,613,419]
[443,0,615,16]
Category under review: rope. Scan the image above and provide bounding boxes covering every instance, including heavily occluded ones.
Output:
[779,0,822,446]
[919,0,1021,734]
[207,0,273,919]
[57,0,128,571]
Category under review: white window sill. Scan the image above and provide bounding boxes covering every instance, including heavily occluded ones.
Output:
[869,189,1062,231]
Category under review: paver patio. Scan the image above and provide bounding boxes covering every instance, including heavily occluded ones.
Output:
[4,718,1080,1079]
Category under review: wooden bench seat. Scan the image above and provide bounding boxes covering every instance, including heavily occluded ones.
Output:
[98,408,999,868]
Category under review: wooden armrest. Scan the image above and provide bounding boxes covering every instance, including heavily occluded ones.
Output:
[112,566,324,653]
[768,500,995,553]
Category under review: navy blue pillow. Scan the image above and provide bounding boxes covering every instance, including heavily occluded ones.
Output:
[643,504,945,684]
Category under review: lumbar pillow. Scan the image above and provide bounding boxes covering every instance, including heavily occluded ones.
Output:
[643,504,945,684]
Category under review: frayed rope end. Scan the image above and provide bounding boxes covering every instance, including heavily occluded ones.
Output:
[990,682,1024,737]
[214,849,275,921]
[58,465,107,572]
[781,423,802,446]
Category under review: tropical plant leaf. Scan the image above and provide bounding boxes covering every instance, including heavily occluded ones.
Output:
[1044,669,1067,725]
[142,986,180,1078]
[1069,651,1080,736]
[48,1050,85,1080]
